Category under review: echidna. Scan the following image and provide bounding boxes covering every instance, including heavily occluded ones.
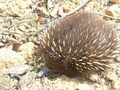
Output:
[38,12,118,77]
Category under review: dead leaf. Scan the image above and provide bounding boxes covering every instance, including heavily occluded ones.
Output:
[50,4,59,17]
[106,5,120,17]
[47,0,53,9]
[58,5,65,16]
[13,43,21,51]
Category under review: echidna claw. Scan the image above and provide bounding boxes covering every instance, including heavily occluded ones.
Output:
[36,66,50,78]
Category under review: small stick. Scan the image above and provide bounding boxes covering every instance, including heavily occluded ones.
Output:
[94,12,120,20]
[53,0,91,21]
[42,0,91,30]
[65,0,91,17]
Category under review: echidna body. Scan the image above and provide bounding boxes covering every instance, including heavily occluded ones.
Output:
[40,12,118,75]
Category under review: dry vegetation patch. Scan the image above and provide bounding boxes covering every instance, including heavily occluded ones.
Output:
[0,0,120,90]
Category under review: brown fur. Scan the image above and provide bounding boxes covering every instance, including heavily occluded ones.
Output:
[40,12,118,75]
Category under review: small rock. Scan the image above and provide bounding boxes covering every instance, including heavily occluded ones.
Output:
[115,55,120,62]
[106,73,117,81]
[0,48,26,69]
[0,3,4,8]
[111,80,120,90]
[18,42,38,62]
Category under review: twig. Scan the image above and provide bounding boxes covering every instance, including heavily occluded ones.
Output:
[42,0,91,29]
[94,12,120,20]
[65,0,91,17]
[54,0,91,21]
[8,20,30,30]
[0,13,19,17]
[0,13,7,17]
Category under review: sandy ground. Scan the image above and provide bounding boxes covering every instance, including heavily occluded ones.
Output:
[0,0,120,90]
